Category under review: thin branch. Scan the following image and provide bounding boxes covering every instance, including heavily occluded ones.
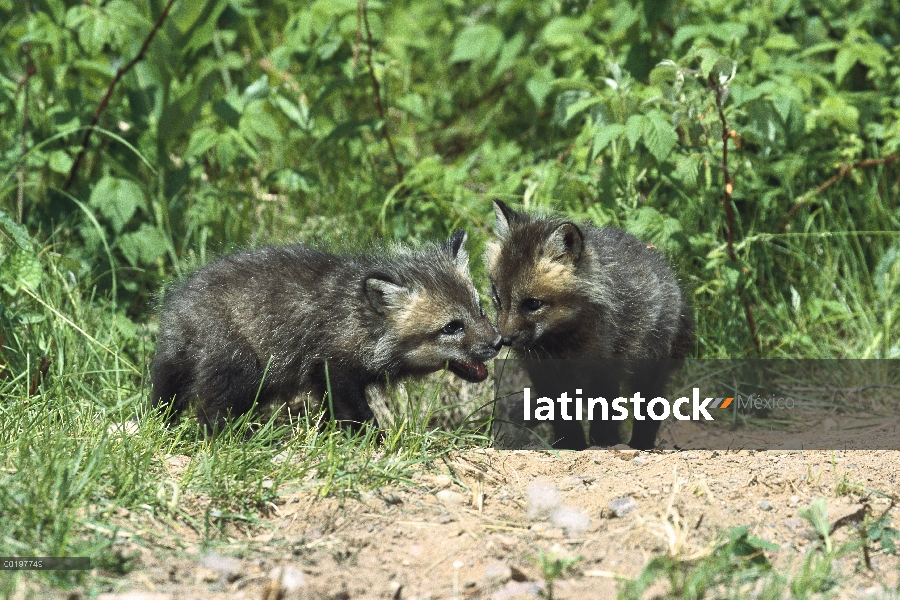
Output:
[710,74,761,355]
[353,0,363,71]
[778,155,900,232]
[17,0,35,223]
[360,0,405,185]
[63,0,177,191]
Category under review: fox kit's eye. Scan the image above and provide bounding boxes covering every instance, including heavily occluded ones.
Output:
[440,320,465,335]
[521,298,543,312]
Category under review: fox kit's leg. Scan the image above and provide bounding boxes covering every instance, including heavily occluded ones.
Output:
[150,345,193,422]
[333,381,376,433]
[550,419,587,450]
[586,367,627,447]
[194,341,264,433]
[523,362,585,449]
[625,361,673,450]
[311,364,376,431]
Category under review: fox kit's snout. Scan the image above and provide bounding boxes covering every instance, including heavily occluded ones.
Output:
[151,229,500,432]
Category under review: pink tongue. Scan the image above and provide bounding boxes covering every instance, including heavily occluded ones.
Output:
[458,361,487,379]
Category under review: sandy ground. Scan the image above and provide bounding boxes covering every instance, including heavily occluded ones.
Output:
[35,447,900,600]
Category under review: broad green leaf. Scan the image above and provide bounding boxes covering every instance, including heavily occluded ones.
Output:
[185,128,220,159]
[694,48,725,78]
[241,101,283,142]
[65,4,112,55]
[592,123,626,157]
[449,24,503,64]
[492,32,525,79]
[673,23,747,49]
[395,93,430,121]
[213,98,242,128]
[675,154,701,189]
[625,114,646,151]
[89,176,144,234]
[625,206,684,254]
[0,209,36,251]
[610,2,640,39]
[643,113,678,162]
[216,134,239,168]
[763,33,800,51]
[648,61,679,88]
[170,0,212,34]
[273,95,312,129]
[564,95,601,124]
[671,24,703,49]
[725,527,775,568]
[835,39,890,84]
[243,76,271,103]
[64,0,144,55]
[771,93,801,124]
[526,66,554,108]
[0,247,42,296]
[730,81,777,107]
[747,536,780,552]
[541,17,588,48]
[311,0,356,18]
[169,0,230,54]
[118,224,167,268]
[834,47,857,85]
[48,150,74,174]
[811,96,859,131]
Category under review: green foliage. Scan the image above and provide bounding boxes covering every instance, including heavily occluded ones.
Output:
[619,526,780,600]
[0,209,42,297]
[799,497,835,553]
[2,0,899,361]
[535,548,582,600]
[866,511,900,555]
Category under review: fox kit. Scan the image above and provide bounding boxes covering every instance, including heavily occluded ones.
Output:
[151,230,501,432]
[487,200,693,450]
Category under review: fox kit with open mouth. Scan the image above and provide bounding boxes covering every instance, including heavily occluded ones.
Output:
[152,230,501,432]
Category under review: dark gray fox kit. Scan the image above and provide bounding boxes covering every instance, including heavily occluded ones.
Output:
[487,200,694,450]
[151,230,501,432]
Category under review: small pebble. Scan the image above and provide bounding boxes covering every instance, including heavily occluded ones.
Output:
[436,489,466,505]
[608,496,639,518]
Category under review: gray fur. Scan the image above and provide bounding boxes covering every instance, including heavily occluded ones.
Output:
[488,200,694,449]
[152,231,501,432]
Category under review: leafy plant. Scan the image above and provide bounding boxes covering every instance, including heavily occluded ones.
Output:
[535,547,582,600]
[619,525,779,599]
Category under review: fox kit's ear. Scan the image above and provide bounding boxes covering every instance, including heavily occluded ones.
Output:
[364,274,410,314]
[492,199,518,239]
[447,229,469,273]
[544,222,584,263]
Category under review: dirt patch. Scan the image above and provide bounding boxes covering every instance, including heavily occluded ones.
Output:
[44,448,900,600]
